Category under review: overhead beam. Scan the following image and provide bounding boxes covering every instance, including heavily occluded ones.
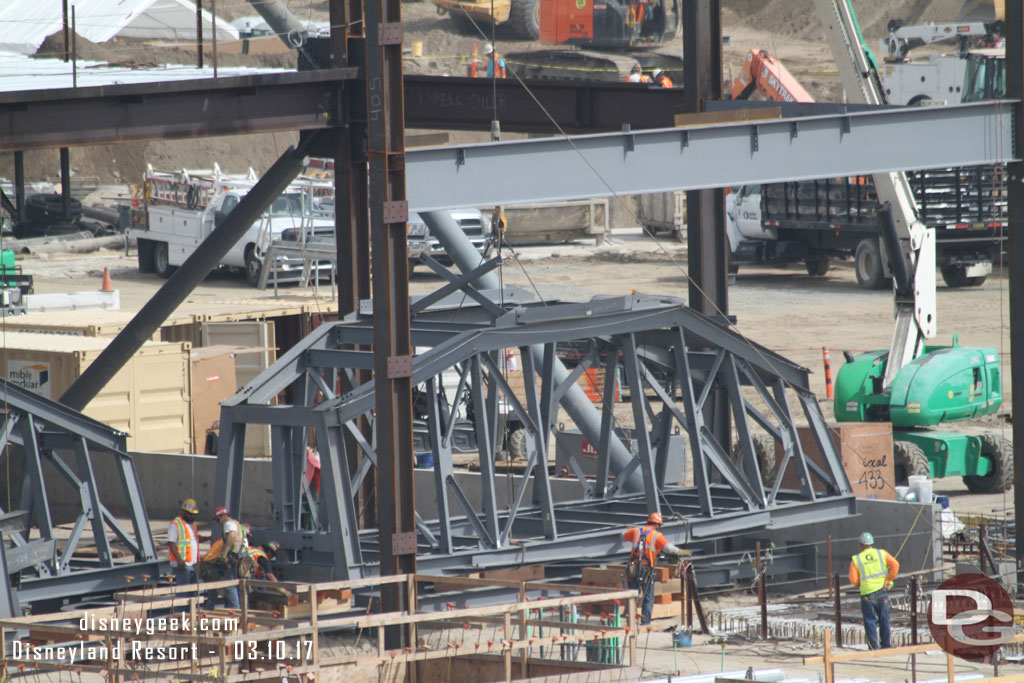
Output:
[0,73,686,152]
[0,70,354,151]
[402,101,1016,211]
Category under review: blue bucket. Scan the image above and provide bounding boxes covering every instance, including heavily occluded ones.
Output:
[935,495,949,509]
[672,629,692,647]
[415,452,435,468]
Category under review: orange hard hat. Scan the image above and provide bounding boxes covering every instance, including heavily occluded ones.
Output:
[647,512,663,525]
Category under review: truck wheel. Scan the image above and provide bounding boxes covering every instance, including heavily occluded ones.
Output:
[245,246,263,287]
[854,238,886,290]
[137,238,155,274]
[963,433,1012,493]
[152,242,174,278]
[893,441,930,486]
[805,251,830,276]
[508,0,540,40]
[941,265,987,288]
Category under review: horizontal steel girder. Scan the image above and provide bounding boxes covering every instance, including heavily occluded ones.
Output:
[0,69,354,151]
[0,73,684,151]
[404,101,1017,211]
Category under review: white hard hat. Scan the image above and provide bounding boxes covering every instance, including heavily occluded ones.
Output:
[484,43,494,55]
[652,68,663,78]
[630,62,641,72]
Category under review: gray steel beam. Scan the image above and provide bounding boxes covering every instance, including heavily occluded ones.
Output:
[1009,0,1024,592]
[0,71,354,152]
[404,102,1015,211]
[420,212,644,492]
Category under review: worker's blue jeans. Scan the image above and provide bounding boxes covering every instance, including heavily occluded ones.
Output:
[860,588,891,649]
[628,576,655,625]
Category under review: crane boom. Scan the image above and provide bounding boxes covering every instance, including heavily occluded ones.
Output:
[815,0,937,388]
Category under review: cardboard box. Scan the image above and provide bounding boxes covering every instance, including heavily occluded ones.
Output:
[190,346,239,455]
[779,422,895,500]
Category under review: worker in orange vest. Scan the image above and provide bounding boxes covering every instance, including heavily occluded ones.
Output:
[627,63,652,84]
[167,498,200,586]
[248,541,280,581]
[652,68,673,88]
[484,43,506,79]
[622,512,686,624]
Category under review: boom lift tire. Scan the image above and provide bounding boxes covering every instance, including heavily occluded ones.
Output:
[963,433,1012,493]
[854,238,887,290]
[508,0,541,40]
[893,440,929,486]
[507,427,528,461]
[940,264,986,288]
[152,241,175,278]
[804,251,830,276]
[731,433,777,486]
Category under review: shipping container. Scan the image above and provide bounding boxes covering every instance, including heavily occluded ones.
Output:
[0,332,192,453]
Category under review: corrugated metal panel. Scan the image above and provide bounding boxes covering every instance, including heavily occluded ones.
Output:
[0,331,192,453]
[0,0,237,55]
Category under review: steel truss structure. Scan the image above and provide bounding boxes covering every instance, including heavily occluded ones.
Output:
[0,382,160,617]
[215,267,856,580]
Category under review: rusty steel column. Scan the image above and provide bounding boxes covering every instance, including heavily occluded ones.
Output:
[1008,0,1024,594]
[363,0,415,646]
[682,0,730,447]
[331,0,375,527]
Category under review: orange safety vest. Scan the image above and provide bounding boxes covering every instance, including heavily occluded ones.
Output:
[629,525,661,568]
[202,537,224,563]
[656,75,674,88]
[171,516,197,564]
[248,547,269,578]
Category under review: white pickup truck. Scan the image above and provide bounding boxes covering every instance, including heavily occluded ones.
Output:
[129,166,335,286]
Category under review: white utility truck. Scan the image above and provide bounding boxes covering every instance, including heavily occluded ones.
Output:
[129,165,335,286]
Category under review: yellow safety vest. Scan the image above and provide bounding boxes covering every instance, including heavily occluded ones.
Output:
[854,548,887,595]
[171,516,197,564]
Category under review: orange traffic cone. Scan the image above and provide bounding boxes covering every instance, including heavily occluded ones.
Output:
[100,267,113,292]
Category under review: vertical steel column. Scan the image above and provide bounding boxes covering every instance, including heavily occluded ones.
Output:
[59,148,71,221]
[1007,0,1024,593]
[683,0,730,451]
[332,0,375,529]
[13,151,25,225]
[363,0,415,639]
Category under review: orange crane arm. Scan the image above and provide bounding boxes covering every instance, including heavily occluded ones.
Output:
[731,49,815,103]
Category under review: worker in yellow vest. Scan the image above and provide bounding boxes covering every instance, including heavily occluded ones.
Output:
[167,498,200,586]
[848,532,900,649]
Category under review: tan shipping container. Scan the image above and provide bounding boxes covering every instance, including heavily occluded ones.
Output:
[0,332,191,453]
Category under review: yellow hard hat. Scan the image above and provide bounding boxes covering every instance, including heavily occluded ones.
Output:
[180,498,199,515]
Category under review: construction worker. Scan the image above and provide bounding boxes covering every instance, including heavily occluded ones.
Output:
[248,541,280,582]
[849,531,900,649]
[484,43,506,79]
[167,498,200,586]
[622,512,686,624]
[203,506,242,610]
[627,63,652,84]
[652,68,673,88]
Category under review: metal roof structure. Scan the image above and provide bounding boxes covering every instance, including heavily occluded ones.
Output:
[0,0,237,55]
